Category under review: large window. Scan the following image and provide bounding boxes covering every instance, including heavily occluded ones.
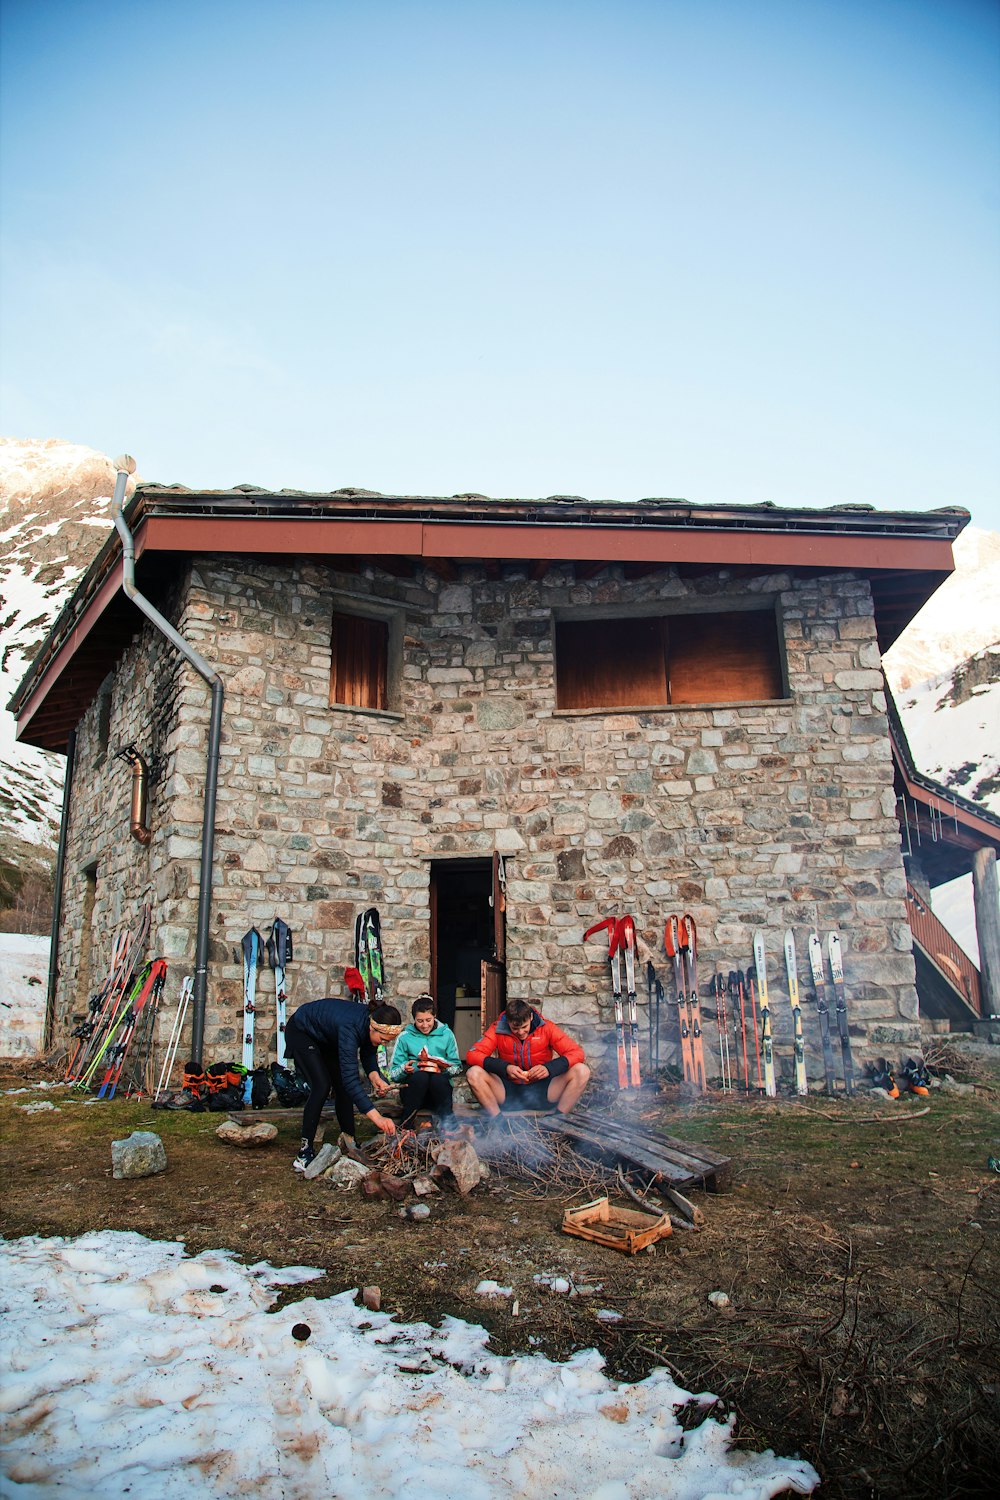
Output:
[330,611,389,711]
[555,607,785,710]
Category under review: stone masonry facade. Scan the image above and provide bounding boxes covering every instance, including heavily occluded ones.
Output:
[54,555,920,1084]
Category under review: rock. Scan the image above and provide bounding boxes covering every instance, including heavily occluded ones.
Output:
[112,1130,167,1180]
[215,1120,279,1148]
[940,1075,975,1096]
[325,1157,370,1190]
[379,1174,411,1201]
[362,1286,381,1311]
[430,1137,485,1195]
[399,1202,430,1221]
[708,1290,731,1310]
[303,1142,340,1178]
[412,1175,440,1197]
[360,1175,387,1199]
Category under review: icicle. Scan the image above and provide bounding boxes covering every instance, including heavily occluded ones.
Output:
[901,796,913,858]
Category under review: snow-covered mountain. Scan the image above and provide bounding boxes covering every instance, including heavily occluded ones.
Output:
[0,439,133,855]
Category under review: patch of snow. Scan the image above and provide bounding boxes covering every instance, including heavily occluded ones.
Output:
[0,1231,820,1498]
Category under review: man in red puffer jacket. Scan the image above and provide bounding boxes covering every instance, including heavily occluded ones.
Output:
[465,998,591,1117]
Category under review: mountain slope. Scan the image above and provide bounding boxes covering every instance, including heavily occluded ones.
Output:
[0,439,130,850]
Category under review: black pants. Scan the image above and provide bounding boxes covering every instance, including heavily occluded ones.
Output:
[399,1070,453,1123]
[285,1036,356,1145]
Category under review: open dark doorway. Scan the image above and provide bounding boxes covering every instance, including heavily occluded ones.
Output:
[429,857,505,1057]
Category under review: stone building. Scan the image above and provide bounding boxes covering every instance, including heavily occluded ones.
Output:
[10,484,987,1085]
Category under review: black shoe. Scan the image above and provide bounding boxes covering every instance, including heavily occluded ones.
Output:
[292,1143,316,1172]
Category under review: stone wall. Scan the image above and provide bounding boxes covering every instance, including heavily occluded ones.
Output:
[53,555,919,1086]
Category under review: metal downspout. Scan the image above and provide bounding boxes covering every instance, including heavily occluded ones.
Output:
[110,457,223,1068]
[44,727,75,1051]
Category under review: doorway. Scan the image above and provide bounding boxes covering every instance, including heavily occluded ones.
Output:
[429,856,506,1056]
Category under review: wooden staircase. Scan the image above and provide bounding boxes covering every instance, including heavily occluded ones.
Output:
[906,884,982,1029]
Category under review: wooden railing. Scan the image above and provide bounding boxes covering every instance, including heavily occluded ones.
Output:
[905,884,982,1016]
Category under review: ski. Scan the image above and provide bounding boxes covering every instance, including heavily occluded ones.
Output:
[752,931,777,1097]
[619,915,641,1087]
[97,960,168,1100]
[745,968,765,1093]
[267,917,293,1066]
[241,927,263,1073]
[808,932,837,1095]
[355,907,385,1009]
[66,903,151,1082]
[826,932,855,1095]
[784,929,808,1096]
[664,915,696,1085]
[679,914,706,1091]
[584,917,628,1088]
[78,959,155,1092]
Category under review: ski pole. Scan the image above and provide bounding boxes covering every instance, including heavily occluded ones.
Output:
[155,976,192,1100]
[730,970,750,1093]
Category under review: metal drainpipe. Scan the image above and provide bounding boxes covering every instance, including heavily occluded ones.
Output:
[111,457,223,1068]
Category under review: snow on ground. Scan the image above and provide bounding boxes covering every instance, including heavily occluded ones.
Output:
[0,1231,819,1499]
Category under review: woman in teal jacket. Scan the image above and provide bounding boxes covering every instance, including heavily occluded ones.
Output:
[388,995,462,1124]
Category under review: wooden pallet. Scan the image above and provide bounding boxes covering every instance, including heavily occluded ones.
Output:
[538,1105,730,1191]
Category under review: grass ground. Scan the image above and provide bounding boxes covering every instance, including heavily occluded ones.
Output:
[2,1040,998,1499]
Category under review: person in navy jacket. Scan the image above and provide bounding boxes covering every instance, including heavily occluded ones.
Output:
[284,996,402,1170]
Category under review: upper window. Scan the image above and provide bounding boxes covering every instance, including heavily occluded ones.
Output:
[555,607,785,711]
[330,611,389,711]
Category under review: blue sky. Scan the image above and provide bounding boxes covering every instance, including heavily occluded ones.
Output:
[1,0,998,529]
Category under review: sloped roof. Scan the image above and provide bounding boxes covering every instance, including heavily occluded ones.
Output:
[10,487,969,752]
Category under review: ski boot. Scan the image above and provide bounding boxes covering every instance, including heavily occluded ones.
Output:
[867,1058,899,1098]
[293,1140,316,1172]
[900,1057,931,1096]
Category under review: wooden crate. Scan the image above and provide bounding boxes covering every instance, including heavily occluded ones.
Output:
[561,1195,672,1254]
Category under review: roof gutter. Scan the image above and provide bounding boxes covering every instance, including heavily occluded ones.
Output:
[111,457,223,1069]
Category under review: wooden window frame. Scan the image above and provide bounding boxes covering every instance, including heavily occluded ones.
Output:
[329,604,401,714]
[553,601,788,712]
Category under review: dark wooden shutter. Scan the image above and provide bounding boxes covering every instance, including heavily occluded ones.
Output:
[556,617,669,709]
[330,613,388,709]
[668,610,783,704]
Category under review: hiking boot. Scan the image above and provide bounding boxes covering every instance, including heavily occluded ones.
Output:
[900,1057,931,1096]
[868,1058,899,1099]
[292,1142,316,1172]
[165,1089,204,1111]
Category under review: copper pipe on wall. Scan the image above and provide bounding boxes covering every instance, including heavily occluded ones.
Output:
[118,745,151,846]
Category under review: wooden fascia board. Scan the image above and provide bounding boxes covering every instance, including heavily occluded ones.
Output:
[139,514,957,573]
[892,741,1000,852]
[14,566,124,740]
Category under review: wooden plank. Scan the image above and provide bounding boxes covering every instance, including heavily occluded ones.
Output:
[569,1107,732,1170]
[537,1114,721,1188]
